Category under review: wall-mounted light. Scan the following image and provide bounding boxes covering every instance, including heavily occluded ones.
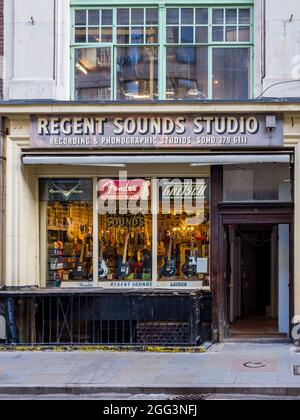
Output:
[76,62,88,75]
[266,115,277,138]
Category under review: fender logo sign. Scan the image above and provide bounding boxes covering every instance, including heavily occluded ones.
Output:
[98,179,150,201]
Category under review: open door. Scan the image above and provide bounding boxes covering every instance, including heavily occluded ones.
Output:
[229,226,242,324]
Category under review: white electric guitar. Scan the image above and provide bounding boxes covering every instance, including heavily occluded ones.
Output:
[98,242,108,279]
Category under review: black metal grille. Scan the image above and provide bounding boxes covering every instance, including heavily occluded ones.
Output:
[0,291,207,347]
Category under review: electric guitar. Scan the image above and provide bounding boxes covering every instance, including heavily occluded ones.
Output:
[117,233,131,279]
[71,231,86,280]
[182,236,198,278]
[98,242,108,279]
[160,235,177,277]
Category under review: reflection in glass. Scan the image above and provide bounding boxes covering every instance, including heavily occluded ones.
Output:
[239,27,251,42]
[212,9,224,24]
[226,9,237,24]
[131,27,144,44]
[166,47,208,100]
[181,27,194,44]
[167,8,179,25]
[75,27,86,43]
[132,8,144,25]
[75,48,111,100]
[117,27,130,44]
[212,26,224,42]
[226,26,237,42]
[181,8,194,24]
[88,27,100,43]
[223,164,292,202]
[101,27,113,43]
[75,10,86,26]
[167,27,179,44]
[102,9,113,25]
[118,9,130,25]
[239,8,251,24]
[196,8,208,24]
[212,48,250,99]
[88,10,99,26]
[117,47,158,100]
[196,27,208,43]
[146,8,159,25]
[146,27,158,44]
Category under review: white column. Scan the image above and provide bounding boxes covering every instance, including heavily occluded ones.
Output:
[5,137,39,287]
[294,143,300,318]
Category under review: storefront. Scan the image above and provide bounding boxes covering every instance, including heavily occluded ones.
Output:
[0,101,297,346]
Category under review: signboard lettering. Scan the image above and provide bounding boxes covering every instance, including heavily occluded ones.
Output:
[30,114,283,149]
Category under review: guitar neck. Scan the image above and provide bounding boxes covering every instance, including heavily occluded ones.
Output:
[167,240,172,262]
[100,243,104,261]
[122,235,129,264]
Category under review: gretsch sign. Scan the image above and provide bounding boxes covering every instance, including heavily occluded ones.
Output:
[30,114,283,149]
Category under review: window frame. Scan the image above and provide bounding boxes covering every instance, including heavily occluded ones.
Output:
[70,4,254,101]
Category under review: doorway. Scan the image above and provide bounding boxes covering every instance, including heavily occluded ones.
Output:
[227,224,290,339]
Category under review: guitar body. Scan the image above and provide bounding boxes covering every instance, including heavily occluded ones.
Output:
[182,256,197,278]
[98,242,108,279]
[117,261,131,279]
[71,264,85,280]
[98,260,108,278]
[182,235,198,278]
[117,233,131,279]
[160,257,177,277]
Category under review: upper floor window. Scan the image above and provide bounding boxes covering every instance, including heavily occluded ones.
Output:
[72,5,253,101]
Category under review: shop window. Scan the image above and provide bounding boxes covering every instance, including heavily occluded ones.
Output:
[75,48,112,100]
[223,164,292,202]
[40,179,94,288]
[97,178,152,284]
[158,179,210,286]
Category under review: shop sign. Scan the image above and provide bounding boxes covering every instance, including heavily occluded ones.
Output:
[106,214,145,228]
[40,178,93,202]
[98,179,150,201]
[30,114,284,149]
[160,179,209,201]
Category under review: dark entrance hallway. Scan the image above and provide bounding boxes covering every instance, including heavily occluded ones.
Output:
[228,225,286,339]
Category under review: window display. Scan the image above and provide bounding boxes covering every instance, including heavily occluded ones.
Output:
[40,177,210,289]
[158,178,210,285]
[97,178,152,283]
[40,179,93,288]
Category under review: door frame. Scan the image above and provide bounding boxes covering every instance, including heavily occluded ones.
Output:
[211,168,294,342]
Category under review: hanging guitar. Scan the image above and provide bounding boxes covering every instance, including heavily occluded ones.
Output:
[117,233,131,279]
[98,241,108,279]
[160,234,177,277]
[182,235,198,278]
[71,225,87,280]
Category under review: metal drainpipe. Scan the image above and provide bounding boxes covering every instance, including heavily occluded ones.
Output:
[262,0,266,82]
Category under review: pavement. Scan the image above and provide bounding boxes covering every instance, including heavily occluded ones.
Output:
[0,342,300,397]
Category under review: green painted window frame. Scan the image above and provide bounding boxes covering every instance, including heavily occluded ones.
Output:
[71,3,254,101]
